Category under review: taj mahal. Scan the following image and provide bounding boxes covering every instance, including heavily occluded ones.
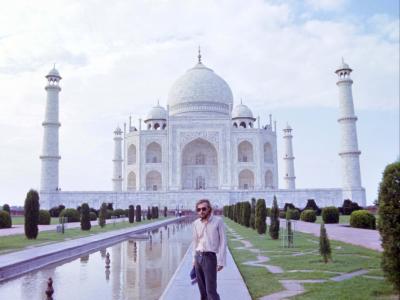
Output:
[39,51,366,210]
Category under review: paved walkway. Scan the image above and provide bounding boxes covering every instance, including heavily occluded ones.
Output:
[0,218,129,237]
[278,218,382,252]
[160,245,252,300]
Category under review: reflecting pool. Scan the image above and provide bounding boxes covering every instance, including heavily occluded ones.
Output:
[0,220,192,300]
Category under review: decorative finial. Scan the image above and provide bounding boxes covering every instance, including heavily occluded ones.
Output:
[53,63,56,69]
[198,46,202,64]
[240,98,243,105]
[341,57,344,64]
[157,99,160,106]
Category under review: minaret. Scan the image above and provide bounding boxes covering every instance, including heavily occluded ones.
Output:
[283,124,296,189]
[112,127,123,192]
[40,66,62,192]
[335,59,366,205]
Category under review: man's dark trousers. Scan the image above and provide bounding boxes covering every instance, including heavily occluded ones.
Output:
[194,251,220,300]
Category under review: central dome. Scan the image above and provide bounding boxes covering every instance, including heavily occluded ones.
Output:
[168,62,233,116]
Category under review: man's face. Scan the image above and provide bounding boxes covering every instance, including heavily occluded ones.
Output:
[197,203,210,219]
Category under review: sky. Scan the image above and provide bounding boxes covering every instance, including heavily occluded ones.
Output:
[0,0,398,206]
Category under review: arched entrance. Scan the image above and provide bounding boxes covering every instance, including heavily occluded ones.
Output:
[181,138,218,190]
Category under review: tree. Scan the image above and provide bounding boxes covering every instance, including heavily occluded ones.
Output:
[128,205,135,223]
[80,203,91,231]
[164,206,168,218]
[255,199,267,234]
[136,205,142,222]
[269,196,280,240]
[250,198,256,229]
[2,204,10,214]
[147,206,152,220]
[319,223,332,263]
[98,203,107,228]
[378,161,400,292]
[24,189,40,239]
[243,202,251,227]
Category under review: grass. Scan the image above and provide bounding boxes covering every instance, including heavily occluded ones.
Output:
[225,218,397,300]
[0,217,167,254]
[10,216,59,225]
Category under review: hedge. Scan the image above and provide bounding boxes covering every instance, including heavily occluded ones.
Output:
[59,208,80,223]
[321,206,339,224]
[286,209,300,220]
[350,210,376,229]
[0,210,12,228]
[300,209,316,223]
[38,210,51,225]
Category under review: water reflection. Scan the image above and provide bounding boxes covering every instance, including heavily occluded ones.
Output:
[0,220,193,300]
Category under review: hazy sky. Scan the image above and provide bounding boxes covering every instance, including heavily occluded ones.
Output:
[0,0,398,206]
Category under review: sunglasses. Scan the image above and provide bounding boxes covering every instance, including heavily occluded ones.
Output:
[197,207,208,212]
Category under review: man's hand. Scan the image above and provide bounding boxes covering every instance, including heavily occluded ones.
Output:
[217,265,223,272]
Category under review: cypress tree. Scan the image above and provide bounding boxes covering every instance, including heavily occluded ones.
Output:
[2,204,10,214]
[164,206,168,218]
[24,189,40,239]
[319,223,332,263]
[269,196,280,240]
[128,205,135,223]
[243,202,251,227]
[136,205,142,222]
[98,202,107,228]
[147,206,152,220]
[249,198,256,229]
[378,161,400,292]
[80,203,91,231]
[255,199,267,234]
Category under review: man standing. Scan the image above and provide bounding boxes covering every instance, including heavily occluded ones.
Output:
[192,199,227,300]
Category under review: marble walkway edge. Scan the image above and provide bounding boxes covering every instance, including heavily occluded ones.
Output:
[0,217,184,282]
[160,244,252,300]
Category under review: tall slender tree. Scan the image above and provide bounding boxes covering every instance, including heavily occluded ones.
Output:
[269,196,280,239]
[24,189,40,239]
[255,199,267,234]
[128,205,135,223]
[80,203,91,231]
[319,223,332,263]
[249,198,256,229]
[98,203,107,228]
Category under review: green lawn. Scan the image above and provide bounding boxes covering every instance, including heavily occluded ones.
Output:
[0,217,167,254]
[10,216,59,225]
[225,218,397,300]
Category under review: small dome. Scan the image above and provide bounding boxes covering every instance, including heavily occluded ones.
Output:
[46,67,61,78]
[145,103,167,121]
[336,58,352,72]
[232,103,254,120]
[167,62,233,116]
[114,126,122,135]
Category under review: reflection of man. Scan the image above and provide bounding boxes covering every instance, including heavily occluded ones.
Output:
[192,199,227,300]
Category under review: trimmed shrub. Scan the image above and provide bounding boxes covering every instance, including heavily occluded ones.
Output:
[164,206,168,218]
[147,207,152,220]
[49,206,60,218]
[135,205,142,222]
[255,199,267,234]
[89,212,97,221]
[107,203,114,211]
[0,210,12,228]
[106,209,113,219]
[249,198,256,229]
[319,223,332,263]
[38,210,51,225]
[342,199,362,215]
[378,161,400,293]
[59,208,80,223]
[279,211,286,218]
[322,206,339,224]
[286,209,300,220]
[300,210,317,223]
[350,210,376,229]
[2,204,10,214]
[303,199,321,215]
[24,189,40,239]
[269,196,280,240]
[128,205,135,223]
[242,202,251,227]
[98,203,107,227]
[80,203,91,231]
[113,209,126,218]
[283,203,296,212]
[89,207,98,217]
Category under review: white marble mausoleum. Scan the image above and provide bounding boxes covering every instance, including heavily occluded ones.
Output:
[39,53,366,210]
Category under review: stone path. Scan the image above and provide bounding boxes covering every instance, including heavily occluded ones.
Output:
[278,218,382,252]
[227,226,383,300]
[160,245,252,300]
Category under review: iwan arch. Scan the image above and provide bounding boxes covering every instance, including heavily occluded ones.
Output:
[39,53,366,209]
